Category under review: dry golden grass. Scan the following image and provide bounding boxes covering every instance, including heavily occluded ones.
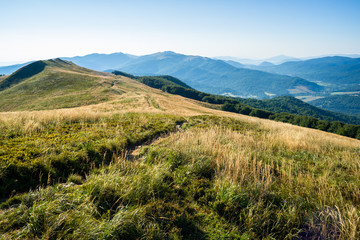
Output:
[3,62,360,239]
[166,125,358,182]
[0,77,221,132]
[1,79,358,148]
[149,120,359,239]
[1,75,360,239]
[1,73,358,204]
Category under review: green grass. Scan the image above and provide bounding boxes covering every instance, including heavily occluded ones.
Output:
[1,115,359,239]
[1,60,360,238]
[0,113,183,198]
[0,59,121,111]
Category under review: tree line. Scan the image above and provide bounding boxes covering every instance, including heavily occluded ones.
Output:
[112,72,360,140]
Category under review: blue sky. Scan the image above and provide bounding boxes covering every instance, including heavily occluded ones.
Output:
[1,0,360,64]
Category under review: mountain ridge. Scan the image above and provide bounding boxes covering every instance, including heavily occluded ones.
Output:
[0,52,344,99]
[2,52,359,116]
[250,56,360,86]
[2,59,358,126]
[107,51,323,98]
[0,58,121,111]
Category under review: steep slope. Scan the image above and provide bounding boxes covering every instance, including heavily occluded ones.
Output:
[114,51,323,98]
[0,61,47,91]
[0,59,126,111]
[251,56,360,87]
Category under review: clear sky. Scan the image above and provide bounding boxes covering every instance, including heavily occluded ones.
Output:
[1,0,360,64]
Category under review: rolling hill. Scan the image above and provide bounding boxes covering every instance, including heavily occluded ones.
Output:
[251,56,360,87]
[0,59,359,239]
[309,94,360,117]
[110,51,323,98]
[1,59,358,128]
[243,56,360,116]
[0,58,126,111]
[215,55,301,65]
[111,71,360,125]
[0,52,325,99]
[60,51,322,98]
[0,59,360,239]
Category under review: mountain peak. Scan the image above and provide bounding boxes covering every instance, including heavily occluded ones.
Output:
[0,58,91,91]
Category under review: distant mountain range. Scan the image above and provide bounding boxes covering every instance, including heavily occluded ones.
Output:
[248,56,360,87]
[1,59,359,126]
[60,51,322,99]
[61,52,137,71]
[1,51,359,116]
[216,54,360,66]
[215,55,301,65]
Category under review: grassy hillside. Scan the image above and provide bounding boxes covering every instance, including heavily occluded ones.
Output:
[0,98,359,239]
[0,61,360,239]
[1,60,359,136]
[0,59,125,111]
[124,74,360,137]
[0,112,183,197]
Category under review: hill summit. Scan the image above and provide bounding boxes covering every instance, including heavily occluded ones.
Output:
[0,59,125,111]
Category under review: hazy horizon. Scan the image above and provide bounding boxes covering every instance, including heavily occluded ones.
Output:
[1,51,360,67]
[1,0,360,63]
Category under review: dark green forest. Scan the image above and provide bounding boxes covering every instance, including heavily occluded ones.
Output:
[309,94,360,117]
